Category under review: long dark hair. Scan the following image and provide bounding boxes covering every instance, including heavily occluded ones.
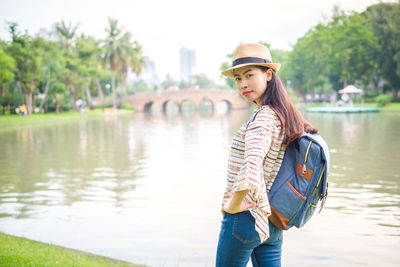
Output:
[256,66,318,145]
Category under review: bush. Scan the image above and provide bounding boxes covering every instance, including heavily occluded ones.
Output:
[365,89,378,98]
[121,102,133,110]
[95,103,113,109]
[1,91,23,107]
[375,94,392,106]
[364,97,376,103]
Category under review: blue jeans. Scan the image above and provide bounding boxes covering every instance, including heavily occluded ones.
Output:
[216,211,283,267]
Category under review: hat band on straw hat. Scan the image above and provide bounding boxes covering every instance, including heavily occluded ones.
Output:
[232,57,272,67]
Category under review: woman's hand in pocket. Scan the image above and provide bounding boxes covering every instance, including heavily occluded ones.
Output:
[223,205,242,214]
[224,189,249,214]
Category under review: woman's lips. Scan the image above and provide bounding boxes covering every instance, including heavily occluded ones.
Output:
[243,91,252,96]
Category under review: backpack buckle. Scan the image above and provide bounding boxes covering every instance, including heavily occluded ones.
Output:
[302,164,307,176]
[319,183,329,213]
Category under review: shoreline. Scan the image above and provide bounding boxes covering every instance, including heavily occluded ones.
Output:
[298,102,400,112]
[0,232,144,266]
[1,102,399,130]
[0,109,133,129]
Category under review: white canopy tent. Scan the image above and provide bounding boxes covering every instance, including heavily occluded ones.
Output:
[337,85,364,104]
[338,85,363,94]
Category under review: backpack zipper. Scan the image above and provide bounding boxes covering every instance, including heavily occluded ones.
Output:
[311,163,326,214]
[302,140,313,175]
[312,163,326,197]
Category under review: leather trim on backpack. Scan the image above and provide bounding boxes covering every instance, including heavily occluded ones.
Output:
[269,206,289,230]
[295,163,313,180]
[285,180,307,200]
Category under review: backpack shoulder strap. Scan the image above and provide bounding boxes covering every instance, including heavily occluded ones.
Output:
[246,109,262,128]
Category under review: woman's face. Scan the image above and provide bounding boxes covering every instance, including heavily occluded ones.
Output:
[233,66,272,107]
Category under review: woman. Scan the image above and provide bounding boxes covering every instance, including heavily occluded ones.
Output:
[216,43,318,267]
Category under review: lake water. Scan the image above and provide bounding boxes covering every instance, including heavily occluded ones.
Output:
[0,109,399,266]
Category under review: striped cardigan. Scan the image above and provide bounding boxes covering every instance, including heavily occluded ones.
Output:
[222,105,286,242]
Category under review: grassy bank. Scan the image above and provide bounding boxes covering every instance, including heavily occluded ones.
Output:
[0,108,132,128]
[373,102,400,111]
[0,232,143,267]
[299,102,400,112]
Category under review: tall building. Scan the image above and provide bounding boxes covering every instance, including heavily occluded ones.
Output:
[139,60,160,86]
[180,47,196,82]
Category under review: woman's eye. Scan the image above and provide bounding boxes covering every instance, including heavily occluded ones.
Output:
[247,74,253,78]
[235,78,241,81]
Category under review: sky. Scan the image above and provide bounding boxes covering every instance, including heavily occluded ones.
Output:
[0,0,394,84]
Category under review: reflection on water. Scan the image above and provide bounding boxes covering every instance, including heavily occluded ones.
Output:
[0,109,399,266]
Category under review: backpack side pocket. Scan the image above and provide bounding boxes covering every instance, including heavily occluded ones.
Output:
[269,174,307,230]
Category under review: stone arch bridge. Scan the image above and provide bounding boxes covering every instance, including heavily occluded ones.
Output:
[123,89,249,112]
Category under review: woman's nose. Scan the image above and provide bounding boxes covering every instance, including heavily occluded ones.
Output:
[240,80,248,89]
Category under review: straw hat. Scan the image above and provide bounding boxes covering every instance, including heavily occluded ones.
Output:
[221,43,281,77]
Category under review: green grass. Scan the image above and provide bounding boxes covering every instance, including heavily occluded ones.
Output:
[377,102,400,111]
[298,102,400,112]
[0,108,132,128]
[353,102,400,111]
[0,232,143,267]
[297,103,323,111]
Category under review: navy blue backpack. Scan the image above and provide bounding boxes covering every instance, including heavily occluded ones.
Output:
[268,133,330,230]
[247,110,330,230]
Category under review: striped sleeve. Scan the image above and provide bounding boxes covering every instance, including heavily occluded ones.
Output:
[232,110,273,195]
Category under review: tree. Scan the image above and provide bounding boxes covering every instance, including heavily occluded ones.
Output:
[220,51,235,89]
[178,79,190,89]
[130,41,147,76]
[347,13,380,97]
[192,73,215,89]
[76,35,102,109]
[55,20,81,110]
[55,20,79,52]
[133,79,152,93]
[327,11,379,88]
[118,33,147,99]
[285,31,326,97]
[118,32,133,96]
[0,48,15,88]
[270,49,289,83]
[38,40,64,112]
[286,10,380,97]
[6,22,43,115]
[365,1,400,100]
[91,44,108,106]
[0,48,16,113]
[161,74,176,90]
[103,18,123,109]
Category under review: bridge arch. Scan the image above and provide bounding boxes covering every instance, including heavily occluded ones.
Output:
[162,99,180,114]
[122,89,248,113]
[215,99,232,114]
[180,99,197,112]
[199,97,214,112]
[143,101,154,113]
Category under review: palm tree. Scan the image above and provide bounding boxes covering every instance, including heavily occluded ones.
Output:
[93,46,107,106]
[76,34,101,110]
[38,41,63,113]
[129,41,147,95]
[131,41,147,76]
[118,33,147,95]
[55,20,80,110]
[103,18,122,109]
[118,32,133,97]
[55,20,79,51]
